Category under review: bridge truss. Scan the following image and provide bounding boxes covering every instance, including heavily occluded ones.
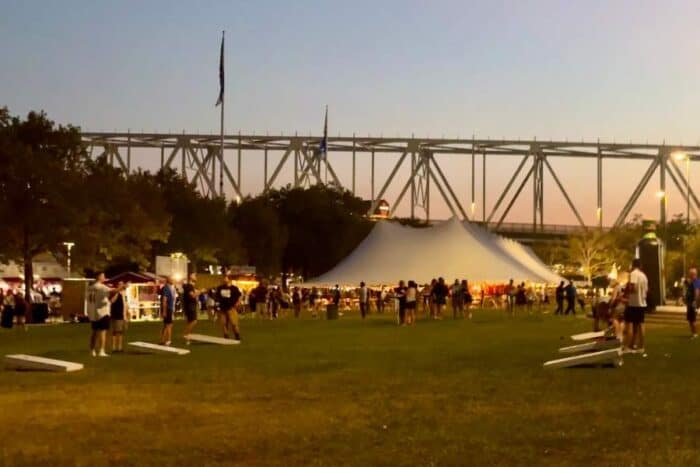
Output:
[82,132,700,232]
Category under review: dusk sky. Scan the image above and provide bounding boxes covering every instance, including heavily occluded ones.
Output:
[3,0,700,224]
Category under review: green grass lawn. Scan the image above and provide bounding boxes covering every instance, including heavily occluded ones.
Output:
[1,310,699,467]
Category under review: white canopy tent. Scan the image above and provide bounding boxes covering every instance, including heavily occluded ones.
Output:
[461,222,563,284]
[301,218,557,287]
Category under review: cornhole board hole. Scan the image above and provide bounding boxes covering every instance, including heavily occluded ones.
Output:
[570,331,606,341]
[128,342,190,355]
[184,333,238,345]
[544,348,623,369]
[559,339,620,355]
[4,354,84,372]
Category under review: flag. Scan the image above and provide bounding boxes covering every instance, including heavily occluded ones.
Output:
[320,105,328,159]
[215,32,225,107]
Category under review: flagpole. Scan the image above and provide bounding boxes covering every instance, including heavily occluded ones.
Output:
[219,31,225,198]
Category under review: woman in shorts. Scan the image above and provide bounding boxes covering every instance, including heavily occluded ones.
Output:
[405,281,418,325]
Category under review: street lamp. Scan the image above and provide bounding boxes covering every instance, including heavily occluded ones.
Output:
[62,242,75,276]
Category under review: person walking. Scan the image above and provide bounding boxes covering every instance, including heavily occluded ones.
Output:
[292,287,302,318]
[109,281,128,352]
[684,267,700,339]
[88,273,113,357]
[564,281,576,315]
[182,273,199,338]
[450,279,463,319]
[462,280,473,320]
[554,281,565,315]
[505,279,516,315]
[405,280,418,325]
[358,282,369,319]
[623,259,648,355]
[377,287,386,314]
[395,280,407,325]
[13,291,28,330]
[160,276,177,346]
[434,277,448,319]
[215,275,242,342]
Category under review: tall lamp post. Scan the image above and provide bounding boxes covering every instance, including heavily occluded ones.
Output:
[62,242,75,276]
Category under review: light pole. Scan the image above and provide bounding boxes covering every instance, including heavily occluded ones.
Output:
[62,242,75,276]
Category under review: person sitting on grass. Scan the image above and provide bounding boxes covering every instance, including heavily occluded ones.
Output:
[109,281,128,352]
[216,275,242,342]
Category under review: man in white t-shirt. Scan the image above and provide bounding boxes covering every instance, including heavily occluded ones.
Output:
[358,282,369,319]
[88,273,115,357]
[624,259,648,354]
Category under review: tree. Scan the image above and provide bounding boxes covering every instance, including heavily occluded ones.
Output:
[69,162,171,273]
[152,169,245,270]
[229,196,288,277]
[0,109,88,299]
[567,230,616,284]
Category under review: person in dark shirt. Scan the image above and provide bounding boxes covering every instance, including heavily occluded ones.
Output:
[395,280,407,325]
[554,281,565,315]
[565,282,576,315]
[215,275,242,342]
[433,277,448,320]
[182,273,199,338]
[109,281,128,352]
[292,287,302,318]
[685,268,700,338]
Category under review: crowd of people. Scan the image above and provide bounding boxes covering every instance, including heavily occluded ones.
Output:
[11,256,700,360]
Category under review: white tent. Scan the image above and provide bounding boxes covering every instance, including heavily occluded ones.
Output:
[301,217,553,287]
[462,221,563,284]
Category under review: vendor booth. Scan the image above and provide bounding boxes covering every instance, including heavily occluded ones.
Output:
[106,271,163,321]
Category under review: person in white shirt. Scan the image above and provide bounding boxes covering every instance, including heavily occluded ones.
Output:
[358,282,369,319]
[405,280,418,325]
[624,259,648,354]
[88,273,115,357]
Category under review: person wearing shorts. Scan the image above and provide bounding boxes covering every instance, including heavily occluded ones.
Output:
[216,276,242,342]
[684,268,700,339]
[624,259,648,354]
[405,280,417,325]
[109,281,128,352]
[182,273,199,339]
[160,276,176,346]
[89,273,113,357]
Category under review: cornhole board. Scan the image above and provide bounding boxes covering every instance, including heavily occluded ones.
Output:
[184,333,238,345]
[544,348,623,369]
[559,339,620,355]
[128,342,190,355]
[4,354,83,372]
[570,331,606,341]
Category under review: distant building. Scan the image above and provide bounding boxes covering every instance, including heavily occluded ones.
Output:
[370,199,391,219]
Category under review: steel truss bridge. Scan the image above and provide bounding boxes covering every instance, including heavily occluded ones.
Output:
[82,132,700,234]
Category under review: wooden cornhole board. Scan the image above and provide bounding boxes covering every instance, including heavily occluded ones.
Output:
[184,333,238,345]
[128,342,190,355]
[570,331,606,341]
[559,339,620,355]
[544,348,623,369]
[4,354,84,372]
